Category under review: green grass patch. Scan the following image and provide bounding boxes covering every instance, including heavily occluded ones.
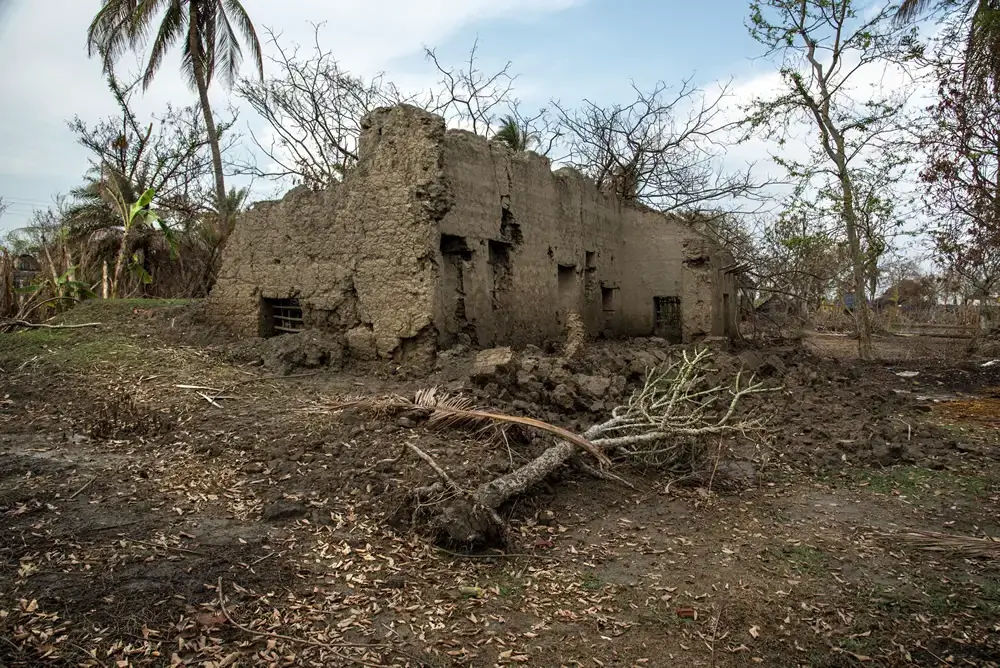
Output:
[852,466,992,500]
[580,573,604,591]
[55,298,193,324]
[782,544,828,573]
[1,298,198,373]
[0,327,146,371]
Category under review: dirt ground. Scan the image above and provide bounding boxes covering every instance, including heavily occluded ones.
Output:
[1,300,999,668]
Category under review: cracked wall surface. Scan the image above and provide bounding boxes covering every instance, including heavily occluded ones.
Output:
[208,103,737,360]
[208,105,449,363]
[435,128,737,347]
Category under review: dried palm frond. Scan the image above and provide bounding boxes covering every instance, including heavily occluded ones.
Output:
[880,530,1000,559]
[336,387,612,467]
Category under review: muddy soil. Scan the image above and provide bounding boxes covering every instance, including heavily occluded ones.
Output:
[1,300,998,667]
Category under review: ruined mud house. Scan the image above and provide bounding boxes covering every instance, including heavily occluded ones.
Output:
[208,104,740,364]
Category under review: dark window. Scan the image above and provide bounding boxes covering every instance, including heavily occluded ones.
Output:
[260,297,303,337]
[653,296,682,343]
[601,286,617,312]
[440,233,472,260]
[558,264,576,290]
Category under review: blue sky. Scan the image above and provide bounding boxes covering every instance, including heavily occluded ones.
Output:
[398,0,767,104]
[0,0,837,237]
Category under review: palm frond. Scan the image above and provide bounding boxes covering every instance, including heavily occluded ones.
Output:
[336,388,612,467]
[965,0,1000,84]
[493,115,537,152]
[213,6,242,89]
[881,529,1000,559]
[142,0,185,91]
[893,0,935,23]
[86,0,140,72]
[222,0,264,80]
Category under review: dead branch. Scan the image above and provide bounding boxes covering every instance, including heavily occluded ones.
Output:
[442,348,774,547]
[129,539,205,556]
[552,79,768,212]
[406,443,464,496]
[423,38,516,137]
[1,319,102,330]
[589,348,776,466]
[235,24,412,189]
[68,477,97,499]
[334,349,773,548]
[573,459,638,490]
[357,443,407,475]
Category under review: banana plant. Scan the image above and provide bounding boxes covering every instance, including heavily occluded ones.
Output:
[105,185,175,298]
[15,267,97,320]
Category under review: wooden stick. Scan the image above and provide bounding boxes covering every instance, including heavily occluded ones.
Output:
[130,539,205,556]
[68,477,96,499]
[1,319,101,330]
[406,443,464,496]
[197,392,223,408]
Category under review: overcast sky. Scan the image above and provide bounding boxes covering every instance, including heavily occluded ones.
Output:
[0,0,922,238]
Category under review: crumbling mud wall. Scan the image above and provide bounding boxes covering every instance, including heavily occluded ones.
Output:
[208,105,450,364]
[434,129,736,348]
[208,103,737,364]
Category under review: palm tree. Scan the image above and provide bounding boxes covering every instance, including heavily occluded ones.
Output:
[86,0,263,223]
[895,0,1000,87]
[493,115,536,152]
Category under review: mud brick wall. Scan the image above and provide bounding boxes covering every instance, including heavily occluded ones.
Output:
[434,128,736,348]
[209,103,737,360]
[209,105,449,362]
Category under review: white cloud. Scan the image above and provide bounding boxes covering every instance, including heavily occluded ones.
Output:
[0,0,581,234]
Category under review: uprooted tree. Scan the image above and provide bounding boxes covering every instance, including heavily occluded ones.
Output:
[339,348,775,548]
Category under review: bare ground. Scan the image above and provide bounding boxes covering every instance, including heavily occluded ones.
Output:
[1,300,999,667]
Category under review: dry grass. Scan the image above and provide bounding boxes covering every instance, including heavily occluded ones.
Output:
[934,395,1000,426]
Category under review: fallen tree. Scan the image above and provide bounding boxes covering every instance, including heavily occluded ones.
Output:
[337,348,776,548]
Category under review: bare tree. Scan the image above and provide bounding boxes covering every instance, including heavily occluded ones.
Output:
[423,38,517,138]
[744,0,921,359]
[552,79,764,212]
[236,29,552,190]
[236,24,411,189]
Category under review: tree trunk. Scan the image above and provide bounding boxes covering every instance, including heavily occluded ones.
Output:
[433,420,613,548]
[110,231,130,299]
[188,5,228,228]
[836,160,873,360]
[843,218,873,359]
